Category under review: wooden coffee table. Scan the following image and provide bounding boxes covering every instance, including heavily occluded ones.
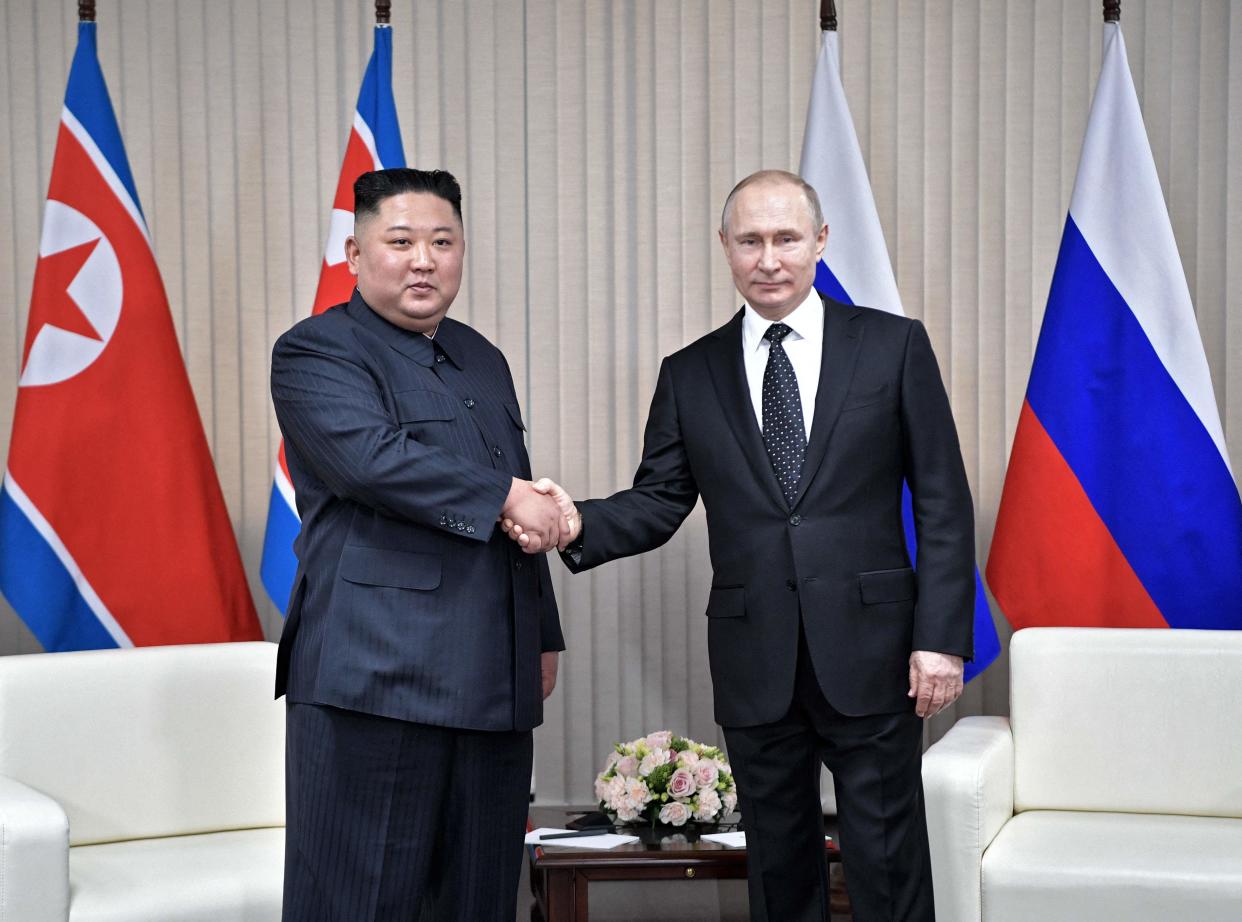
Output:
[527,805,846,922]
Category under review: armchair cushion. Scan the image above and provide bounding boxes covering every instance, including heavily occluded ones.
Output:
[0,642,284,846]
[1011,628,1242,817]
[68,827,284,922]
[982,811,1242,922]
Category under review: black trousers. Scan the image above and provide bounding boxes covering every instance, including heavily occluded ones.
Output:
[723,629,934,922]
[282,702,533,922]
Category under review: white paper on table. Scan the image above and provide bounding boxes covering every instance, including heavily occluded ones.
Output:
[524,827,640,849]
[700,831,833,849]
[700,831,748,848]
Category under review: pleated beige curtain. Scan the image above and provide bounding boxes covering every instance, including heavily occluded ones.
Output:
[0,0,1237,805]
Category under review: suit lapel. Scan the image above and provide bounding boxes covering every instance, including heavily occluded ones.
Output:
[704,308,788,510]
[790,296,864,510]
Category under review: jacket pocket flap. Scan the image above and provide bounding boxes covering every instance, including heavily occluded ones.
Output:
[706,585,745,618]
[841,383,892,411]
[858,567,916,604]
[394,389,457,423]
[340,545,442,590]
[504,402,527,430]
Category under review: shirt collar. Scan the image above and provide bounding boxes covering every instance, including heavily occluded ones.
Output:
[346,288,463,368]
[741,289,824,353]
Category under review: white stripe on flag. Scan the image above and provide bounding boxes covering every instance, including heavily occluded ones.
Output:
[274,464,298,513]
[352,111,383,171]
[61,108,152,249]
[2,471,133,648]
[799,31,902,316]
[1068,24,1230,472]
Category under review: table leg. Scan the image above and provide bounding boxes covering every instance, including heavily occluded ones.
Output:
[543,867,578,922]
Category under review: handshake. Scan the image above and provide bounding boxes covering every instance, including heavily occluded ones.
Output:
[499,477,581,553]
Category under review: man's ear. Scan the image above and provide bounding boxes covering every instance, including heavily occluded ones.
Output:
[344,236,361,277]
[815,223,828,260]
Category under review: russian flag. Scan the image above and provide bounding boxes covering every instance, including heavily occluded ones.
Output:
[799,27,1001,681]
[0,22,261,651]
[259,24,406,613]
[986,22,1242,631]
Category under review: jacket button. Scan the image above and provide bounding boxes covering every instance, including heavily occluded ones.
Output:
[789,514,801,526]
[493,446,503,458]
[514,559,523,570]
[465,525,475,535]
[435,353,446,363]
[464,398,476,409]
[785,579,797,592]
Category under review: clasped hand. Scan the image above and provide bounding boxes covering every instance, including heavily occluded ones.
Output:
[499,478,580,553]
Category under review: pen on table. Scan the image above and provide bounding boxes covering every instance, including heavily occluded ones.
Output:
[538,827,614,840]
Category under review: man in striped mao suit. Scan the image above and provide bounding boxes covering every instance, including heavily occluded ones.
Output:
[271,168,565,921]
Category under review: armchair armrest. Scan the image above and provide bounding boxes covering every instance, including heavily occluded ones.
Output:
[0,775,70,922]
[922,716,1014,922]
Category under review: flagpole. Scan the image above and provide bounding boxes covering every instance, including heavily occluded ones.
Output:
[376,0,390,23]
[1104,0,1120,22]
[820,0,837,32]
[78,0,94,21]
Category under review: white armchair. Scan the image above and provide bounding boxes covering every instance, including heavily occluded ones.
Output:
[923,627,1242,922]
[0,641,285,922]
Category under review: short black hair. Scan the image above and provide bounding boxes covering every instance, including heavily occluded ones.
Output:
[353,168,463,226]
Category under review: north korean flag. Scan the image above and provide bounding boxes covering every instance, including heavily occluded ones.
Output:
[0,22,261,650]
[259,24,406,613]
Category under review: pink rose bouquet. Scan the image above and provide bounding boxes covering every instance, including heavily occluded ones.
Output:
[594,731,737,827]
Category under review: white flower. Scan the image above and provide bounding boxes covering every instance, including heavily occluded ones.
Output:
[646,730,673,749]
[616,802,641,822]
[693,760,719,789]
[615,754,639,777]
[638,752,662,776]
[694,788,722,821]
[676,749,700,767]
[624,777,652,809]
[722,790,738,815]
[659,801,691,826]
[594,775,611,802]
[605,776,627,810]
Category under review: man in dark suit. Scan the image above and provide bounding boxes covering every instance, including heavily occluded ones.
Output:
[506,170,974,921]
[271,168,566,921]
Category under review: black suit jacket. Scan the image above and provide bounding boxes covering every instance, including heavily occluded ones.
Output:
[566,296,973,726]
[271,291,563,732]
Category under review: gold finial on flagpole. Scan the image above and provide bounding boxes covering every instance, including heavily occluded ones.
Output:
[79,1,96,22]
[1104,0,1121,22]
[375,1,391,25]
[820,0,837,33]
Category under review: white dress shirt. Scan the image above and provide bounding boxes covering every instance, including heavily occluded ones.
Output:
[741,290,823,441]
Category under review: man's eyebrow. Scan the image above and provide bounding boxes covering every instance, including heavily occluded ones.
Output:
[382,224,457,234]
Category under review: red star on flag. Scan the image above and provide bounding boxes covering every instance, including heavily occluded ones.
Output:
[22,237,103,368]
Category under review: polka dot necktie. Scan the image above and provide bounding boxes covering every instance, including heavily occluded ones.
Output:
[761,323,807,505]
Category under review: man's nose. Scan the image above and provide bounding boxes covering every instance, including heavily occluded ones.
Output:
[757,243,779,272]
[409,242,433,268]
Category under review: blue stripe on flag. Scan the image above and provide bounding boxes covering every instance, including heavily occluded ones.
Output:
[814,260,854,306]
[260,482,301,615]
[360,26,406,169]
[64,23,142,219]
[1026,216,1242,629]
[0,486,119,652]
[900,484,1000,680]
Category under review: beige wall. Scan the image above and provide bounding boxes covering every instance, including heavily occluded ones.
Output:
[1,0,1238,804]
